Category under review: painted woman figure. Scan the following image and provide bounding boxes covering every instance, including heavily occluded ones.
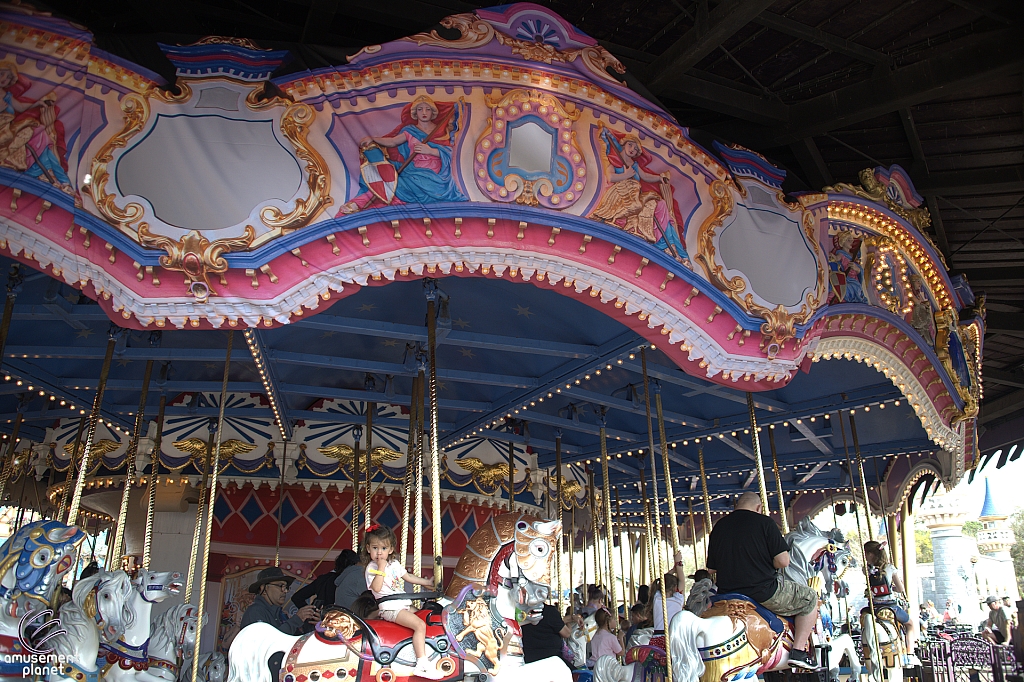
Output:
[828,230,868,304]
[0,61,71,192]
[338,95,467,214]
[589,127,690,267]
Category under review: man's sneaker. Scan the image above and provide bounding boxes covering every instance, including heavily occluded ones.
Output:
[788,648,817,671]
[412,658,445,680]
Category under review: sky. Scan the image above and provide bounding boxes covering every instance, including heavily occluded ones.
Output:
[934,448,1024,519]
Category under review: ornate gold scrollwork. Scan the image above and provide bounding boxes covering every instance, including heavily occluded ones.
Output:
[696,182,825,357]
[138,224,255,301]
[259,102,333,231]
[933,309,980,423]
[825,168,944,266]
[455,456,515,492]
[408,12,626,83]
[88,93,149,229]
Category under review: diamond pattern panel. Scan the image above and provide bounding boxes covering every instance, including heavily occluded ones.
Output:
[278,495,299,529]
[237,492,265,530]
[374,500,400,531]
[306,497,335,533]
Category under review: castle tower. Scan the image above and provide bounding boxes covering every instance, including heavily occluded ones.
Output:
[919,493,982,622]
[977,478,1015,559]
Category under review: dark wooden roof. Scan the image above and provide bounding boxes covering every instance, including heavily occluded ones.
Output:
[42,0,1024,430]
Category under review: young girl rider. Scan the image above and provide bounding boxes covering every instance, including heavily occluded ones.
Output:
[364,523,444,679]
[863,540,917,653]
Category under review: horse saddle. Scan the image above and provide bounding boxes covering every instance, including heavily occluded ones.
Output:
[708,594,788,636]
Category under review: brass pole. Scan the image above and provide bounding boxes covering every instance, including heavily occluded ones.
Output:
[555,431,563,611]
[67,337,116,526]
[0,412,23,504]
[637,472,655,589]
[190,330,233,682]
[599,422,618,624]
[767,427,789,534]
[425,290,444,591]
[640,349,671,681]
[653,385,681,570]
[744,393,771,517]
[142,395,166,569]
[399,376,418,570]
[837,409,879,649]
[615,489,629,611]
[569,503,576,615]
[365,402,374,529]
[274,440,289,567]
[698,446,712,530]
[185,426,215,603]
[687,498,699,567]
[353,421,362,552]
[587,467,597,594]
[0,270,18,367]
[112,359,154,560]
[414,368,425,585]
[57,416,87,523]
[507,440,515,512]
[848,411,874,540]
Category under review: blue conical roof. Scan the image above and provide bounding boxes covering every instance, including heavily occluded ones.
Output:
[979,478,1007,519]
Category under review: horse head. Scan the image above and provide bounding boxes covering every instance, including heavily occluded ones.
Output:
[154,603,206,666]
[0,519,85,630]
[79,570,136,642]
[446,513,560,625]
[134,567,184,603]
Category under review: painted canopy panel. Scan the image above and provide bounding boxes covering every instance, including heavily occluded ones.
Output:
[0,4,981,462]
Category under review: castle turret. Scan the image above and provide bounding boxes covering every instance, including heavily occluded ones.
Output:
[977,478,1015,559]
[919,493,982,622]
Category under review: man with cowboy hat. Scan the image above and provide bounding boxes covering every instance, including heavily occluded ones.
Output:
[240,566,319,634]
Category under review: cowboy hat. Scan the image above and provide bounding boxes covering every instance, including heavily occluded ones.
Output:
[248,566,295,593]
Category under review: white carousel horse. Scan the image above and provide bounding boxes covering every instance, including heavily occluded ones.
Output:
[101,568,184,680]
[228,513,570,682]
[139,603,205,682]
[177,652,226,682]
[0,520,86,680]
[594,520,856,682]
[46,571,136,682]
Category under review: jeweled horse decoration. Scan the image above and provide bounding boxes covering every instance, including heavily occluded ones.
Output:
[101,568,184,681]
[0,520,85,680]
[594,520,857,682]
[227,512,570,682]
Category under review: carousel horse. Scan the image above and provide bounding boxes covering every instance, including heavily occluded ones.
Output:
[227,513,570,682]
[0,520,85,679]
[594,521,856,682]
[101,568,184,680]
[177,652,226,682]
[141,604,204,682]
[46,571,135,682]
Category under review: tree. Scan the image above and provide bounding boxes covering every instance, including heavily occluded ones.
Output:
[962,521,982,537]
[1011,510,1024,594]
[916,529,933,563]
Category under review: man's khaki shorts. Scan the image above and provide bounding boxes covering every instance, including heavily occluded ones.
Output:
[761,579,818,617]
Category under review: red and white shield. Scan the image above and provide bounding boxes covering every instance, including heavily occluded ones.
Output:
[360,157,398,205]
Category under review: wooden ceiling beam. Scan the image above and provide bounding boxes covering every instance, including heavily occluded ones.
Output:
[751,11,889,65]
[642,0,777,93]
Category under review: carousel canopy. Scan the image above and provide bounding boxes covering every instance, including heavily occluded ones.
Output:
[0,2,996,526]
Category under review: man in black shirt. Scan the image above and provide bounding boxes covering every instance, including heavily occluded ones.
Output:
[706,492,818,671]
[521,602,572,668]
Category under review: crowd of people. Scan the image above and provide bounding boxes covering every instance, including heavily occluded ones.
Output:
[239,490,1018,673]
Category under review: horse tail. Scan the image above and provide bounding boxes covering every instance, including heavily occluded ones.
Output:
[668,610,707,682]
[226,622,298,682]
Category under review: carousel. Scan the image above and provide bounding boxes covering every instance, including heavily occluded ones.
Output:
[0,3,984,682]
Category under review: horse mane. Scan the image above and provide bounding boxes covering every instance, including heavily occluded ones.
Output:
[50,599,95,659]
[153,603,203,661]
[98,570,137,631]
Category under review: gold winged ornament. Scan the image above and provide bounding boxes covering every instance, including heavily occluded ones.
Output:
[317,445,401,469]
[547,475,582,506]
[172,437,256,469]
[63,439,121,474]
[456,457,515,492]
